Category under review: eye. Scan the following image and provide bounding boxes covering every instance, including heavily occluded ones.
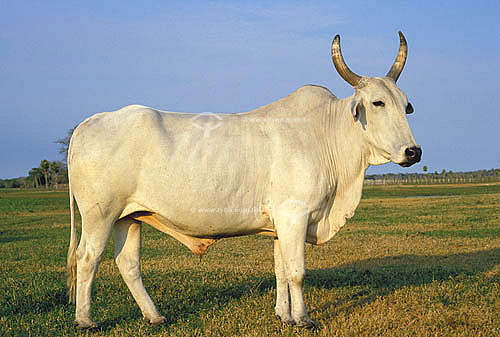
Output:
[372,101,385,107]
[406,102,414,114]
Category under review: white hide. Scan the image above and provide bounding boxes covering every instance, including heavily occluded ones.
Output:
[67,77,419,328]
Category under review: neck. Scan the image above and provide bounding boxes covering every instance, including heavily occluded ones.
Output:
[309,95,369,244]
[322,95,369,188]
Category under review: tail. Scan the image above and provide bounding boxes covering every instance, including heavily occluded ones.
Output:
[67,172,77,304]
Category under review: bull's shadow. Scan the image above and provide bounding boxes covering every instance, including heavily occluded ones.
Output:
[306,248,500,317]
[309,247,500,289]
[101,247,500,329]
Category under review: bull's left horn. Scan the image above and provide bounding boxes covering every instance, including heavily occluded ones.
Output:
[386,31,408,82]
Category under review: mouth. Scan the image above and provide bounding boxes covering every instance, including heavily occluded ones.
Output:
[399,161,413,168]
[398,156,421,168]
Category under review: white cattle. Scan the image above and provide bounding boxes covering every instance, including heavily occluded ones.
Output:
[67,32,421,329]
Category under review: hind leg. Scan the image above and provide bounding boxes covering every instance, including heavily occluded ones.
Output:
[75,206,114,328]
[114,217,165,325]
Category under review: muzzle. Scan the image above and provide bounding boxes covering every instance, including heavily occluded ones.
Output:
[399,146,422,167]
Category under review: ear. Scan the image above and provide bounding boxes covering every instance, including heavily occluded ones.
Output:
[350,99,364,121]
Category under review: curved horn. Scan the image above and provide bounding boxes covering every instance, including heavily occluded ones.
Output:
[386,31,408,82]
[331,35,362,87]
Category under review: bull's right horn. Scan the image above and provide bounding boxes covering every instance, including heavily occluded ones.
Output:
[331,35,362,87]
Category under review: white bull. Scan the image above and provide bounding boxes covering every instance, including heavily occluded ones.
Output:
[67,32,421,329]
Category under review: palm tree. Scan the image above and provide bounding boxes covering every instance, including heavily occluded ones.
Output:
[29,167,43,188]
[40,160,50,189]
[49,161,62,189]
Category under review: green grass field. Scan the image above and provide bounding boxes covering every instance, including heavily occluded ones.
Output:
[1,184,499,336]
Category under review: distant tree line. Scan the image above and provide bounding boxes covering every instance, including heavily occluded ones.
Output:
[365,169,500,185]
[0,160,68,189]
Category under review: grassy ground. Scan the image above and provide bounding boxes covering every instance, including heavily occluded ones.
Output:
[0,184,499,336]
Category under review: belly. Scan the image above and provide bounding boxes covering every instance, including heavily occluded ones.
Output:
[121,199,274,238]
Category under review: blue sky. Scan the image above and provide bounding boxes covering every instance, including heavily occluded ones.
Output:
[1,1,499,178]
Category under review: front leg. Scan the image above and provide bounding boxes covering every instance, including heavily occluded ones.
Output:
[274,211,316,328]
[273,238,292,323]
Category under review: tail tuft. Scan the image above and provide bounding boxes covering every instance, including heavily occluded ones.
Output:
[67,182,77,304]
[67,242,77,304]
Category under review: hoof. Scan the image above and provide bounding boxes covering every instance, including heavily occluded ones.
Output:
[74,319,98,330]
[295,317,317,329]
[143,315,166,326]
[275,314,294,325]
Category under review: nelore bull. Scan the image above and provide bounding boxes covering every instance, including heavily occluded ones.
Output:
[67,32,421,328]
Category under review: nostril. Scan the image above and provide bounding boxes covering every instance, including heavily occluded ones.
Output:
[405,147,416,159]
[400,146,422,167]
[405,146,422,162]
